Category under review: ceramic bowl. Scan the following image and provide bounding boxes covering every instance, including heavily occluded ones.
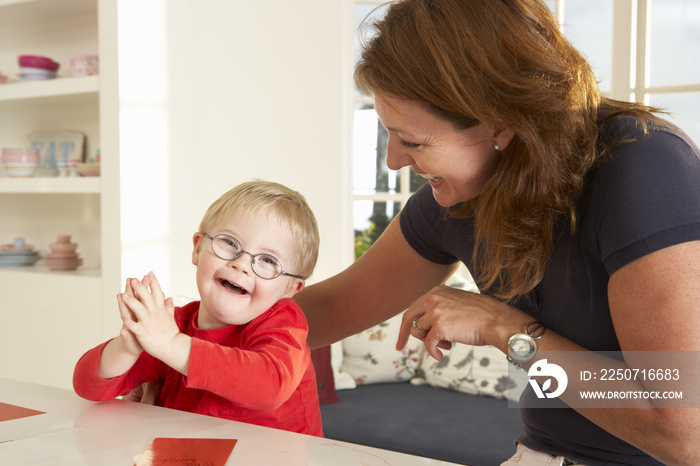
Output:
[76,163,100,177]
[18,55,60,71]
[1,154,39,177]
[0,245,35,252]
[44,257,82,271]
[49,242,78,254]
[1,157,40,164]
[19,66,57,80]
[55,235,72,244]
[70,55,99,77]
[0,252,41,268]
[2,147,40,159]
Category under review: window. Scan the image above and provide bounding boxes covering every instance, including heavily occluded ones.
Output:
[352,2,426,259]
[349,0,700,258]
[553,0,613,94]
[552,0,700,142]
[645,0,700,143]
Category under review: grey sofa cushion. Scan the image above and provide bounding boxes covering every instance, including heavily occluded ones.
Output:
[320,382,524,466]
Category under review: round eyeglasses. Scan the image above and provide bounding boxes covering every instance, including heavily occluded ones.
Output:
[202,233,303,280]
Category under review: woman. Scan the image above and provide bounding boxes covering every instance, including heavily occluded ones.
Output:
[296,0,700,464]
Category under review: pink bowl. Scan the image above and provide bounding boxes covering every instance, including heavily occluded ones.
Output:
[2,147,39,159]
[77,165,100,177]
[45,257,82,271]
[70,55,99,77]
[2,163,38,177]
[1,155,40,164]
[56,235,72,244]
[46,251,79,259]
[18,55,60,71]
[49,242,78,254]
[2,162,39,169]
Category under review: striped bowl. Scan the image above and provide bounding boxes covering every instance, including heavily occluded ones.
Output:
[1,149,40,177]
[2,147,39,154]
[2,160,39,178]
[2,161,39,177]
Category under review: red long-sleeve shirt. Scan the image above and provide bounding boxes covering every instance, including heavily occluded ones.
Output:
[73,299,323,436]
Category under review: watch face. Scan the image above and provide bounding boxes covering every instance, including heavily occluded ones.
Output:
[508,333,536,362]
[512,339,532,356]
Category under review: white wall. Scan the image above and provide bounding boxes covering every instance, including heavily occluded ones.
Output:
[115,0,351,302]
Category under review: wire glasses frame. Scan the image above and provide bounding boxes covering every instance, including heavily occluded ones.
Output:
[202,233,304,280]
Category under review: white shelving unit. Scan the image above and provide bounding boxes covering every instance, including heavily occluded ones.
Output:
[0,0,101,267]
[0,0,118,390]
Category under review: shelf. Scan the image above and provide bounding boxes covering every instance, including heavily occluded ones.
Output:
[0,264,100,280]
[0,75,99,103]
[0,0,96,26]
[0,176,100,193]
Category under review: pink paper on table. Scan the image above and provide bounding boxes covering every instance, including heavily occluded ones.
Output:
[0,402,45,422]
[134,438,238,466]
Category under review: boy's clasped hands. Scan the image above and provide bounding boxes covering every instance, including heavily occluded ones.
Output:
[115,272,191,375]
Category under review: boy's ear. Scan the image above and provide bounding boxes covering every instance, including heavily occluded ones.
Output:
[284,278,305,298]
[192,233,204,266]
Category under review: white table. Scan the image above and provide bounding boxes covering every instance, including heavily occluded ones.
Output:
[0,377,463,465]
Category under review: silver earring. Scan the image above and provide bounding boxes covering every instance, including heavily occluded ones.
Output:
[494,144,501,151]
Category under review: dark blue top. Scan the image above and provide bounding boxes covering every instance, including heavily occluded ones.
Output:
[399,113,700,465]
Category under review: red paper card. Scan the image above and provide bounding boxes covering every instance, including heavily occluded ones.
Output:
[0,402,45,422]
[134,438,238,466]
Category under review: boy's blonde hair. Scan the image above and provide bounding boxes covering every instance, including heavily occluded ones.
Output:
[198,180,319,279]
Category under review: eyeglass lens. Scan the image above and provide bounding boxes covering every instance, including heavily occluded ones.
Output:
[210,234,282,279]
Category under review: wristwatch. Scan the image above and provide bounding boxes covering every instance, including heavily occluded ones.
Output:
[506,321,545,368]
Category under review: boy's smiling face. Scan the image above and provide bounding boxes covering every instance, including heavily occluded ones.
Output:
[191,209,304,329]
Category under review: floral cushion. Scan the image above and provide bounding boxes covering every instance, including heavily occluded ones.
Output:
[411,343,528,402]
[340,313,423,385]
[331,341,356,390]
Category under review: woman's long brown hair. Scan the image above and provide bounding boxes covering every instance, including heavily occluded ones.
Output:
[355,0,659,300]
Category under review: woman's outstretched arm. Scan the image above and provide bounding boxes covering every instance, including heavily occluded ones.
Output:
[295,216,457,349]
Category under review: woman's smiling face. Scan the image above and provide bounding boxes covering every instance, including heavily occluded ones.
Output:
[374,94,513,207]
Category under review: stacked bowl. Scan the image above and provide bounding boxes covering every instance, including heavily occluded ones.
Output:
[0,238,41,268]
[18,55,60,80]
[70,55,99,77]
[1,148,40,177]
[76,162,100,177]
[44,235,83,271]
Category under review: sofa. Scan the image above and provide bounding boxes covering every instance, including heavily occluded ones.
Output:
[312,313,530,466]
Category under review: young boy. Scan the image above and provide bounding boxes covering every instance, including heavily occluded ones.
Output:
[73,180,323,436]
